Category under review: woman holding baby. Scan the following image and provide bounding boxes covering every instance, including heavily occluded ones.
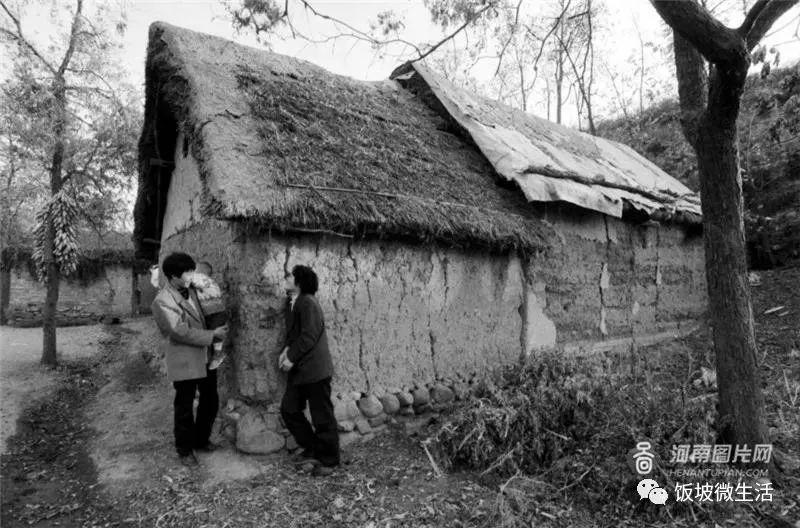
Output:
[151,252,228,467]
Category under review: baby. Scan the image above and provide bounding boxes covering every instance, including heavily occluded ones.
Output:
[193,262,228,370]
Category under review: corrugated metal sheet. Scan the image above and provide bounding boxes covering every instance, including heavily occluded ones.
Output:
[407,65,702,221]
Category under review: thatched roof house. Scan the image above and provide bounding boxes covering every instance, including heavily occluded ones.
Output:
[0,231,153,327]
[134,23,706,453]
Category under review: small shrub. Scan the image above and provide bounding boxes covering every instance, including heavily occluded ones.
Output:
[431,351,612,476]
[429,344,718,520]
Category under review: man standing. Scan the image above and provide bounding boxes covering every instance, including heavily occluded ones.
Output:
[279,265,340,476]
[151,252,227,466]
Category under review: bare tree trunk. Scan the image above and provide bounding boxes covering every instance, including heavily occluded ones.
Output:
[694,70,766,447]
[648,0,800,453]
[555,51,563,124]
[41,82,65,366]
[545,78,551,120]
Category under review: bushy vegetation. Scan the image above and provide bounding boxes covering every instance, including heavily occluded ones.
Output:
[429,344,725,524]
[432,347,716,477]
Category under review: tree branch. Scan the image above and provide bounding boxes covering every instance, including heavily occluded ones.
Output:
[738,0,799,50]
[413,3,495,63]
[493,0,524,77]
[650,0,747,66]
[0,2,57,74]
[58,0,85,76]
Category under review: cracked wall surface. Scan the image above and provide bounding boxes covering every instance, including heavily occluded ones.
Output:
[156,215,706,406]
[526,206,706,349]
[234,234,528,400]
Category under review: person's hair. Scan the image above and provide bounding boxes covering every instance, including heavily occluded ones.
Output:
[197,261,213,274]
[291,265,319,295]
[161,252,196,279]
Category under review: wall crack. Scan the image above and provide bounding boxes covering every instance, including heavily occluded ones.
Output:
[429,330,438,379]
[599,216,611,336]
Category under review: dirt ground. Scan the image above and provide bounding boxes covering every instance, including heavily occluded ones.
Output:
[0,266,798,527]
[0,324,109,453]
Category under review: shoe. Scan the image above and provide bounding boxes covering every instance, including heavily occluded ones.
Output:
[292,449,315,461]
[179,453,199,467]
[292,449,319,465]
[311,465,336,477]
[194,442,220,453]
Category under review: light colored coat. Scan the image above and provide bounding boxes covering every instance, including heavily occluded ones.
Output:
[151,284,214,382]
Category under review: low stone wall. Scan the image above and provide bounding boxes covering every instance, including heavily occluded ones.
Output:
[1,265,134,327]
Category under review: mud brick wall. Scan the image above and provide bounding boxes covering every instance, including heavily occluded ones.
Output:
[1,265,134,327]
[527,208,707,350]
[154,214,706,453]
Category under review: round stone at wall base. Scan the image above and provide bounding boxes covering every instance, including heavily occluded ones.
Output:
[285,435,299,451]
[431,384,455,404]
[379,393,400,415]
[397,391,414,407]
[412,388,430,406]
[338,420,355,432]
[235,412,286,454]
[334,400,361,422]
[358,395,384,418]
[354,417,372,435]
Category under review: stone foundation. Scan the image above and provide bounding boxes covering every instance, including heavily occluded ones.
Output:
[219,375,475,453]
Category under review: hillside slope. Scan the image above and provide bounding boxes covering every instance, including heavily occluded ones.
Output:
[598,65,800,269]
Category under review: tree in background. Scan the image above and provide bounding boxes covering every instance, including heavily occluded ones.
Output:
[0,0,140,365]
[650,0,797,452]
[0,75,47,254]
[224,0,605,129]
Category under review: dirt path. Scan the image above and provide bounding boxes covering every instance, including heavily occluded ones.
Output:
[0,325,108,454]
[2,320,499,527]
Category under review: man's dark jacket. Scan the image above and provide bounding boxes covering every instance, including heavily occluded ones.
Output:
[285,294,333,385]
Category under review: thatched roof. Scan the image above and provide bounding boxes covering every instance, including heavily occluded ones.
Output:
[134,23,699,260]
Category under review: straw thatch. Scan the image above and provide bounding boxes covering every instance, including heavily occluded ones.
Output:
[134,23,560,259]
[134,23,699,261]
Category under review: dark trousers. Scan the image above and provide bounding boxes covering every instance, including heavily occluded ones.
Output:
[173,368,218,456]
[280,377,340,467]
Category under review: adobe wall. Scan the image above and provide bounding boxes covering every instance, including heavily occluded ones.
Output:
[1,265,134,327]
[527,209,706,353]
[156,210,706,453]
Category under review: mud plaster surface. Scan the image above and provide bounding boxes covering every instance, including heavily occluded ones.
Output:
[231,235,527,399]
[157,210,706,406]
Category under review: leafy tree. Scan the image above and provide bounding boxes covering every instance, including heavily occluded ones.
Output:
[650,0,797,451]
[0,0,140,365]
